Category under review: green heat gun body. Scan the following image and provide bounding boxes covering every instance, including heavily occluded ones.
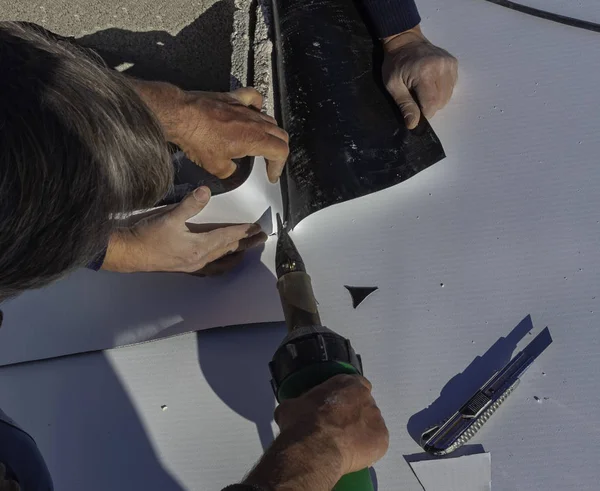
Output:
[269,215,373,491]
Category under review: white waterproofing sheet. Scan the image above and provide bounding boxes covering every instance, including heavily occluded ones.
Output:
[1,0,600,489]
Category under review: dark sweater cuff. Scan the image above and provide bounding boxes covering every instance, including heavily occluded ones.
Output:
[362,0,421,38]
[222,485,265,491]
[86,246,108,271]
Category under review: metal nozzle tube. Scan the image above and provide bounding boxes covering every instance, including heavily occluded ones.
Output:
[277,271,322,331]
[275,213,322,331]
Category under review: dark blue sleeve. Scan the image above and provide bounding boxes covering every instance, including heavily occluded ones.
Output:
[222,485,264,491]
[86,246,107,271]
[361,0,421,38]
[0,411,53,490]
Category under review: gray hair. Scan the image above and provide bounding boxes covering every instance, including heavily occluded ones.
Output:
[0,22,174,299]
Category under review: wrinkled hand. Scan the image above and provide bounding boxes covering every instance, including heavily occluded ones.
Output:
[133,80,289,182]
[172,88,289,183]
[383,25,458,129]
[103,187,267,274]
[275,375,389,476]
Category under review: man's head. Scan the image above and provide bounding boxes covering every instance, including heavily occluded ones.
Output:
[0,22,173,299]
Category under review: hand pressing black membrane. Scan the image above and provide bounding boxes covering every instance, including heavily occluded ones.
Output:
[133,82,290,184]
[173,88,290,184]
[383,25,458,129]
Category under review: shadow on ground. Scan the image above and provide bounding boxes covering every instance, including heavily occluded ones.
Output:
[404,444,487,465]
[197,321,286,450]
[0,252,279,489]
[0,353,183,490]
[78,0,235,91]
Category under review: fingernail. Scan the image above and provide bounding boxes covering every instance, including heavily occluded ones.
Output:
[405,114,418,130]
[247,223,262,237]
[193,187,211,203]
[269,167,282,184]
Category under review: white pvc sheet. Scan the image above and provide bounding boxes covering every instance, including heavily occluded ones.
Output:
[1,2,600,489]
[409,453,492,491]
[0,158,285,366]
[493,0,600,24]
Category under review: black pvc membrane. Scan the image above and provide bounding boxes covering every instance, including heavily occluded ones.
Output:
[272,0,446,228]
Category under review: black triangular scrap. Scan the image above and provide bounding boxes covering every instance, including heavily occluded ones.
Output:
[344,286,379,309]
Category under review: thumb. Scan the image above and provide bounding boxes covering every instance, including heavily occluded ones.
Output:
[387,80,421,130]
[230,87,264,110]
[169,187,211,224]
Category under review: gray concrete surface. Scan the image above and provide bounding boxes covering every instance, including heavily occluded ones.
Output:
[253,0,275,114]
[0,0,238,91]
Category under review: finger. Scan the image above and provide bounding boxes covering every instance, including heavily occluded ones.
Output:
[208,158,238,179]
[191,251,246,277]
[436,79,451,109]
[264,122,290,144]
[440,57,459,107]
[366,410,390,462]
[447,62,459,100]
[274,399,294,428]
[200,225,263,265]
[436,71,456,109]
[204,223,262,250]
[185,148,237,179]
[258,112,279,125]
[189,90,232,103]
[202,242,241,265]
[414,79,440,120]
[187,222,235,234]
[168,187,211,224]
[235,231,268,252]
[231,87,264,110]
[265,159,285,184]
[207,231,266,260]
[187,222,263,234]
[386,79,421,130]
[355,375,373,392]
[182,147,238,180]
[254,133,289,183]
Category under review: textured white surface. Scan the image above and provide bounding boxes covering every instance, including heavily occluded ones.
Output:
[409,453,491,491]
[1,0,600,490]
[486,0,600,24]
[0,327,280,491]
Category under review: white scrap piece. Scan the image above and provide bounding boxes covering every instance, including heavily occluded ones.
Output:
[409,452,491,491]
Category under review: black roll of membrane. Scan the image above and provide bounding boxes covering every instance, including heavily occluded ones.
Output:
[157,152,254,206]
[272,0,446,228]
